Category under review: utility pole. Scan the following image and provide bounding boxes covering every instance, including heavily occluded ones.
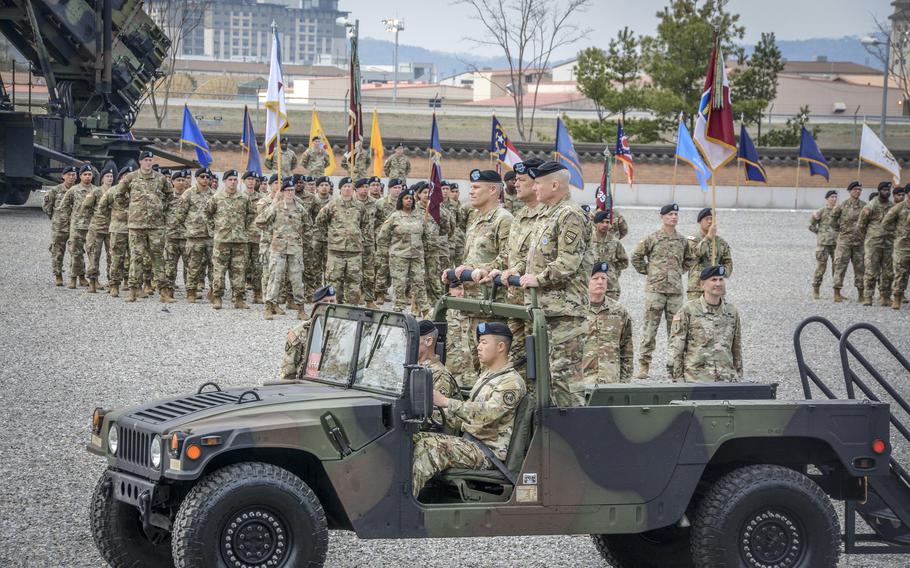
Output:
[382,18,405,106]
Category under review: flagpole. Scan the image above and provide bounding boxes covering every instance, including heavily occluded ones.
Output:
[794,158,801,211]
[672,114,681,203]
[711,175,717,264]
[735,114,743,207]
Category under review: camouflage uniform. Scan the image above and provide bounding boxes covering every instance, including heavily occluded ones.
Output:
[112,170,173,289]
[503,191,525,216]
[505,204,544,366]
[604,210,629,240]
[82,185,112,283]
[590,230,629,300]
[60,183,95,278]
[244,190,266,298]
[176,185,214,293]
[447,201,471,267]
[631,229,697,371]
[164,188,187,290]
[411,363,525,497]
[315,197,369,305]
[884,200,910,303]
[831,195,867,293]
[208,190,253,302]
[256,194,276,294]
[100,183,130,286]
[357,195,381,303]
[310,193,332,288]
[376,210,429,312]
[43,182,73,278]
[422,356,461,425]
[264,147,298,179]
[418,203,452,304]
[583,297,634,384]
[809,206,838,288]
[297,191,324,298]
[686,231,733,301]
[256,197,308,306]
[375,196,399,295]
[280,320,310,381]
[668,296,743,383]
[342,151,372,180]
[858,197,894,300]
[299,146,330,177]
[445,307,475,390]
[383,154,411,180]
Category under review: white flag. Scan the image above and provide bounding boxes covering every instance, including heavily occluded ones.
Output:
[264,29,289,160]
[860,124,900,184]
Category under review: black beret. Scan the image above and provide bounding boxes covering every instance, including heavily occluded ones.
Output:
[469,169,502,183]
[79,164,94,175]
[312,285,335,302]
[410,181,429,192]
[171,170,185,180]
[151,164,160,172]
[868,191,878,200]
[513,158,544,175]
[315,176,330,185]
[593,210,609,223]
[303,175,315,183]
[581,204,591,213]
[894,186,907,195]
[396,188,416,210]
[241,171,258,180]
[161,168,172,176]
[369,176,381,184]
[138,150,154,160]
[354,178,370,188]
[260,174,269,182]
[528,161,567,179]
[440,180,451,187]
[825,190,837,198]
[395,141,405,149]
[339,176,353,187]
[100,165,117,177]
[388,178,404,187]
[878,181,893,191]
[592,261,610,275]
[417,320,436,336]
[847,181,862,191]
[292,174,303,183]
[268,174,279,184]
[660,203,679,215]
[282,178,295,190]
[450,182,459,189]
[503,170,517,181]
[697,207,713,222]
[476,321,512,341]
[62,165,78,175]
[223,169,239,180]
[699,265,727,280]
[117,166,134,178]
[196,167,213,177]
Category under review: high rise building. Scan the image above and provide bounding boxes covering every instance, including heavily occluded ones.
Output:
[147,0,347,66]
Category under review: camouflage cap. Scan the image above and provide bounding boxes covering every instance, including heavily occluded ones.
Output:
[699,265,727,280]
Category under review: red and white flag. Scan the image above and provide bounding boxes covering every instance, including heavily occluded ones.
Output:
[694,35,736,171]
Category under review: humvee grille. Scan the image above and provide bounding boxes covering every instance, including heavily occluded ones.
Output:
[119,427,151,468]
[128,392,239,425]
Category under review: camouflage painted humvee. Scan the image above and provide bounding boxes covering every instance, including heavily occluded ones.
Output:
[87,283,896,568]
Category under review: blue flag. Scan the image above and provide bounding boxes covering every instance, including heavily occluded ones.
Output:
[798,127,829,181]
[428,113,444,223]
[737,125,767,184]
[240,106,262,175]
[676,121,712,192]
[180,105,212,168]
[555,118,584,189]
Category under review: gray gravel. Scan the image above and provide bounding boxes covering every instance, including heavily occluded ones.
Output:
[1,204,908,567]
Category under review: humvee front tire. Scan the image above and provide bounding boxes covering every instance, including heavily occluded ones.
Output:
[90,471,175,568]
[691,464,839,568]
[592,526,693,568]
[171,462,328,568]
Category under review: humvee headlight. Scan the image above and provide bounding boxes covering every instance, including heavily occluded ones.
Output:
[150,435,162,469]
[108,425,119,455]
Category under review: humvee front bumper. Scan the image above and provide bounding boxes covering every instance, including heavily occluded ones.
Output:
[103,469,173,531]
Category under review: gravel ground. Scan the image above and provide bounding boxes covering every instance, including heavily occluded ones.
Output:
[1,204,908,567]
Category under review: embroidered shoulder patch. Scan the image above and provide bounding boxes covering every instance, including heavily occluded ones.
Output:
[502,390,519,407]
[565,230,578,244]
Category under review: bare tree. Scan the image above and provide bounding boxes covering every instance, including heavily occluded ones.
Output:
[147,0,209,128]
[864,17,910,113]
[455,0,592,141]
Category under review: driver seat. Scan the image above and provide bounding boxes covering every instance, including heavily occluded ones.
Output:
[437,394,536,502]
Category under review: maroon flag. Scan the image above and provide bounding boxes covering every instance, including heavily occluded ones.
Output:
[347,33,363,168]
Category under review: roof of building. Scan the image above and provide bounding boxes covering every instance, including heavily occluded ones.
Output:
[467,91,588,108]
[782,60,882,76]
[174,59,346,77]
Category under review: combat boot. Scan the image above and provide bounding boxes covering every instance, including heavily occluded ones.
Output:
[109,284,119,298]
[298,308,306,320]
[286,298,300,310]
[67,277,77,289]
[812,286,820,299]
[55,275,64,287]
[186,289,197,303]
[861,294,873,306]
[160,288,176,304]
[634,363,650,380]
[88,278,98,293]
[233,295,250,309]
[143,280,153,295]
[856,287,864,302]
[206,288,214,302]
[264,303,275,320]
[833,288,845,303]
[880,293,891,306]
[79,276,89,287]
[253,290,263,304]
[376,293,386,305]
[212,296,222,310]
[366,301,377,309]
[273,304,286,316]
[893,293,904,310]
[136,286,149,299]
[121,280,129,291]
[126,287,138,302]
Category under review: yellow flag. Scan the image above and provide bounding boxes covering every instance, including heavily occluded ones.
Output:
[308,107,336,175]
[370,109,384,177]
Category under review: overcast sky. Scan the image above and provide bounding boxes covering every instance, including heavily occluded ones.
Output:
[339,0,892,58]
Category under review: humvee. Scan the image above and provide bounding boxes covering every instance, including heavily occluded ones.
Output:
[87,274,910,567]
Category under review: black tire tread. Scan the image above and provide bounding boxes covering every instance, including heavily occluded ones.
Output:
[171,461,328,568]
[691,464,839,568]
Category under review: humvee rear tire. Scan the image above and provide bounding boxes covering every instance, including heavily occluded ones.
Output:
[90,471,175,568]
[171,462,328,568]
[691,464,839,568]
[592,526,694,568]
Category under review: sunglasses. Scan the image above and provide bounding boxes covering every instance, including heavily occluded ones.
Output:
[198,175,211,179]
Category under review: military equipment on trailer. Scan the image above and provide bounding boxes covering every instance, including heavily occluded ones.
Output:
[0,0,169,205]
[86,274,910,567]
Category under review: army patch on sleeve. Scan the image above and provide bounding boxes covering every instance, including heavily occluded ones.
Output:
[565,230,578,245]
[502,390,519,407]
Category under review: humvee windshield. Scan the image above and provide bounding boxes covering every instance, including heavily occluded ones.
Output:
[304,309,410,396]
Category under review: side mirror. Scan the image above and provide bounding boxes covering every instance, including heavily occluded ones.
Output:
[404,366,433,423]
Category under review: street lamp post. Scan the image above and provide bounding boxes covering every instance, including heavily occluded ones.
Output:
[863,32,894,140]
[382,18,405,106]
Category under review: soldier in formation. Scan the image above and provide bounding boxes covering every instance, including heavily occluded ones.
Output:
[831,181,866,302]
[43,165,78,286]
[176,167,215,303]
[809,189,838,299]
[163,170,189,296]
[376,187,430,313]
[60,164,97,288]
[80,164,116,293]
[502,170,524,215]
[885,186,910,309]
[315,176,369,305]
[668,265,743,383]
[300,138,330,177]
[256,179,308,320]
[686,208,733,301]
[208,170,254,310]
[354,178,381,307]
[858,181,894,306]
[265,138,298,179]
[583,262,633,385]
[589,210,628,300]
[383,142,411,180]
[102,165,135,297]
[342,141,372,179]
[242,171,266,304]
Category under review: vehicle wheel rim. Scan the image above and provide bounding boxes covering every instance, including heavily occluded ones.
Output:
[740,509,804,567]
[221,507,290,567]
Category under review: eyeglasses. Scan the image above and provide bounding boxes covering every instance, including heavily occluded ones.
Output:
[198,175,210,180]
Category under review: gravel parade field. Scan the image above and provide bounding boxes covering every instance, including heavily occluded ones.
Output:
[1,204,908,567]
